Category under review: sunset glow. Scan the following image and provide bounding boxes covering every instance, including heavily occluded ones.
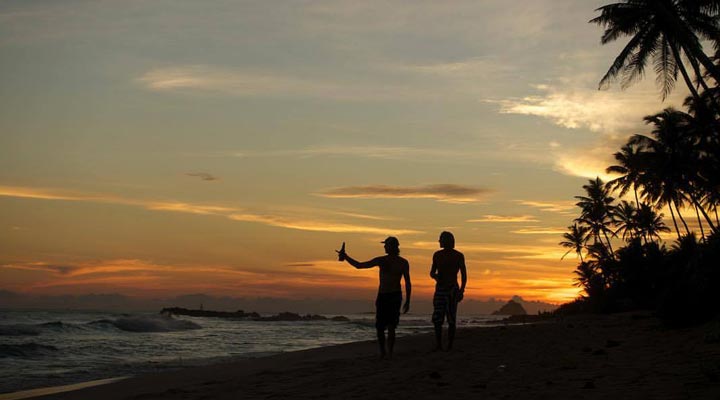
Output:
[1,0,694,308]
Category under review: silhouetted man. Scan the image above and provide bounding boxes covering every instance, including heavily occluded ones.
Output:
[337,237,411,359]
[430,231,467,351]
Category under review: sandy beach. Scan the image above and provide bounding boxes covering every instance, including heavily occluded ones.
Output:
[24,313,720,400]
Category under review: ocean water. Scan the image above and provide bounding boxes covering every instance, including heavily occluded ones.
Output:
[0,310,506,393]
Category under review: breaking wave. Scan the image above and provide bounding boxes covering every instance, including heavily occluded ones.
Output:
[101,315,201,333]
[0,343,58,358]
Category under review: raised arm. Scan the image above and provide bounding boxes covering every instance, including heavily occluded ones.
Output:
[344,255,381,269]
[402,260,411,313]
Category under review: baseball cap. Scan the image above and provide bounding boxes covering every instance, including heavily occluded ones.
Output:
[381,236,400,247]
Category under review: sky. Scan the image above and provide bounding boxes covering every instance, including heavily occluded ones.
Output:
[0,0,693,305]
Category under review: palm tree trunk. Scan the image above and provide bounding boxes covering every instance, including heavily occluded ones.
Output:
[602,230,615,257]
[672,44,704,107]
[689,193,719,234]
[685,53,720,117]
[674,200,691,235]
[689,46,720,89]
[695,203,706,240]
[669,202,682,239]
[633,187,640,208]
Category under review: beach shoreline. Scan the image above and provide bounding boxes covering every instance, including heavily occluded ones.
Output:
[21,313,720,399]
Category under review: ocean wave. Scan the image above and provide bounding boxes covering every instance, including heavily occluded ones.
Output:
[0,325,41,336]
[0,342,58,358]
[38,321,90,332]
[110,315,202,332]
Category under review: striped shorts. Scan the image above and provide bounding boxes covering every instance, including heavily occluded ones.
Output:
[432,285,459,325]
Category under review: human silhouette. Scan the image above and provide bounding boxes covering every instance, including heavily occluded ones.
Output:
[430,231,467,351]
[337,237,411,359]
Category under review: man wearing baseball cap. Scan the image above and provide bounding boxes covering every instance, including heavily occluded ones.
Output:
[337,236,411,359]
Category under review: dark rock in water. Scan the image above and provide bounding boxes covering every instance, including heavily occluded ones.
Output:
[161,307,253,319]
[255,312,329,321]
[492,300,527,316]
[161,307,348,322]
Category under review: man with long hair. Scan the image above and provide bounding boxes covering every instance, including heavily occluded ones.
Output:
[430,231,467,351]
[337,237,411,359]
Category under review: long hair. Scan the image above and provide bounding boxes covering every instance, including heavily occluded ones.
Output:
[439,231,455,249]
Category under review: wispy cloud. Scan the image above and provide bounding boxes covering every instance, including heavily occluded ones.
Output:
[329,210,395,221]
[137,65,426,101]
[1,258,380,297]
[510,227,566,235]
[551,138,624,181]
[145,202,237,215]
[407,241,566,260]
[317,184,490,204]
[0,185,417,235]
[185,172,218,181]
[516,200,576,215]
[467,215,538,223]
[223,145,483,163]
[228,213,421,235]
[487,84,685,135]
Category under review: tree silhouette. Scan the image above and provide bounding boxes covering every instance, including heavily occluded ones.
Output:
[607,143,646,207]
[591,0,720,115]
[575,177,617,256]
[560,223,591,262]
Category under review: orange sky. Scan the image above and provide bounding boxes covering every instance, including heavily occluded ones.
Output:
[0,0,693,306]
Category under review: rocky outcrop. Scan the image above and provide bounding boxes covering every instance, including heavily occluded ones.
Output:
[492,300,527,316]
[160,307,349,322]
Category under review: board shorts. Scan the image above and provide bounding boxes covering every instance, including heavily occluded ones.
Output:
[375,291,402,330]
[432,285,459,325]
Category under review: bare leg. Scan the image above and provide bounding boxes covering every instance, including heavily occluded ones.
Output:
[447,323,456,351]
[433,323,443,351]
[387,327,396,359]
[376,328,387,358]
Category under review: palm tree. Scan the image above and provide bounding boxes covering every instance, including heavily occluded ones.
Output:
[631,108,695,237]
[573,262,605,298]
[560,223,591,262]
[590,0,720,111]
[635,203,672,243]
[575,177,617,256]
[614,200,639,242]
[607,143,647,207]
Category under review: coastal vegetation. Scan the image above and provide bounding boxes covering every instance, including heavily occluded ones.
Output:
[558,0,720,325]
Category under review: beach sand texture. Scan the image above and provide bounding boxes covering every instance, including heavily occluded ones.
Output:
[35,314,720,399]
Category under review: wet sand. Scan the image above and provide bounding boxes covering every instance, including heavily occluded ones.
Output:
[33,313,720,399]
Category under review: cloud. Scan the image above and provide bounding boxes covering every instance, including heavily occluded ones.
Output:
[551,138,625,180]
[516,200,576,215]
[510,227,567,235]
[0,185,416,235]
[137,65,426,101]
[329,210,395,221]
[407,241,566,260]
[467,215,538,223]
[185,172,218,181]
[144,202,237,215]
[317,184,490,203]
[1,258,380,297]
[220,145,485,163]
[228,213,421,235]
[487,84,686,135]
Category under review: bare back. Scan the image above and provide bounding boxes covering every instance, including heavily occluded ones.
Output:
[432,249,465,290]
